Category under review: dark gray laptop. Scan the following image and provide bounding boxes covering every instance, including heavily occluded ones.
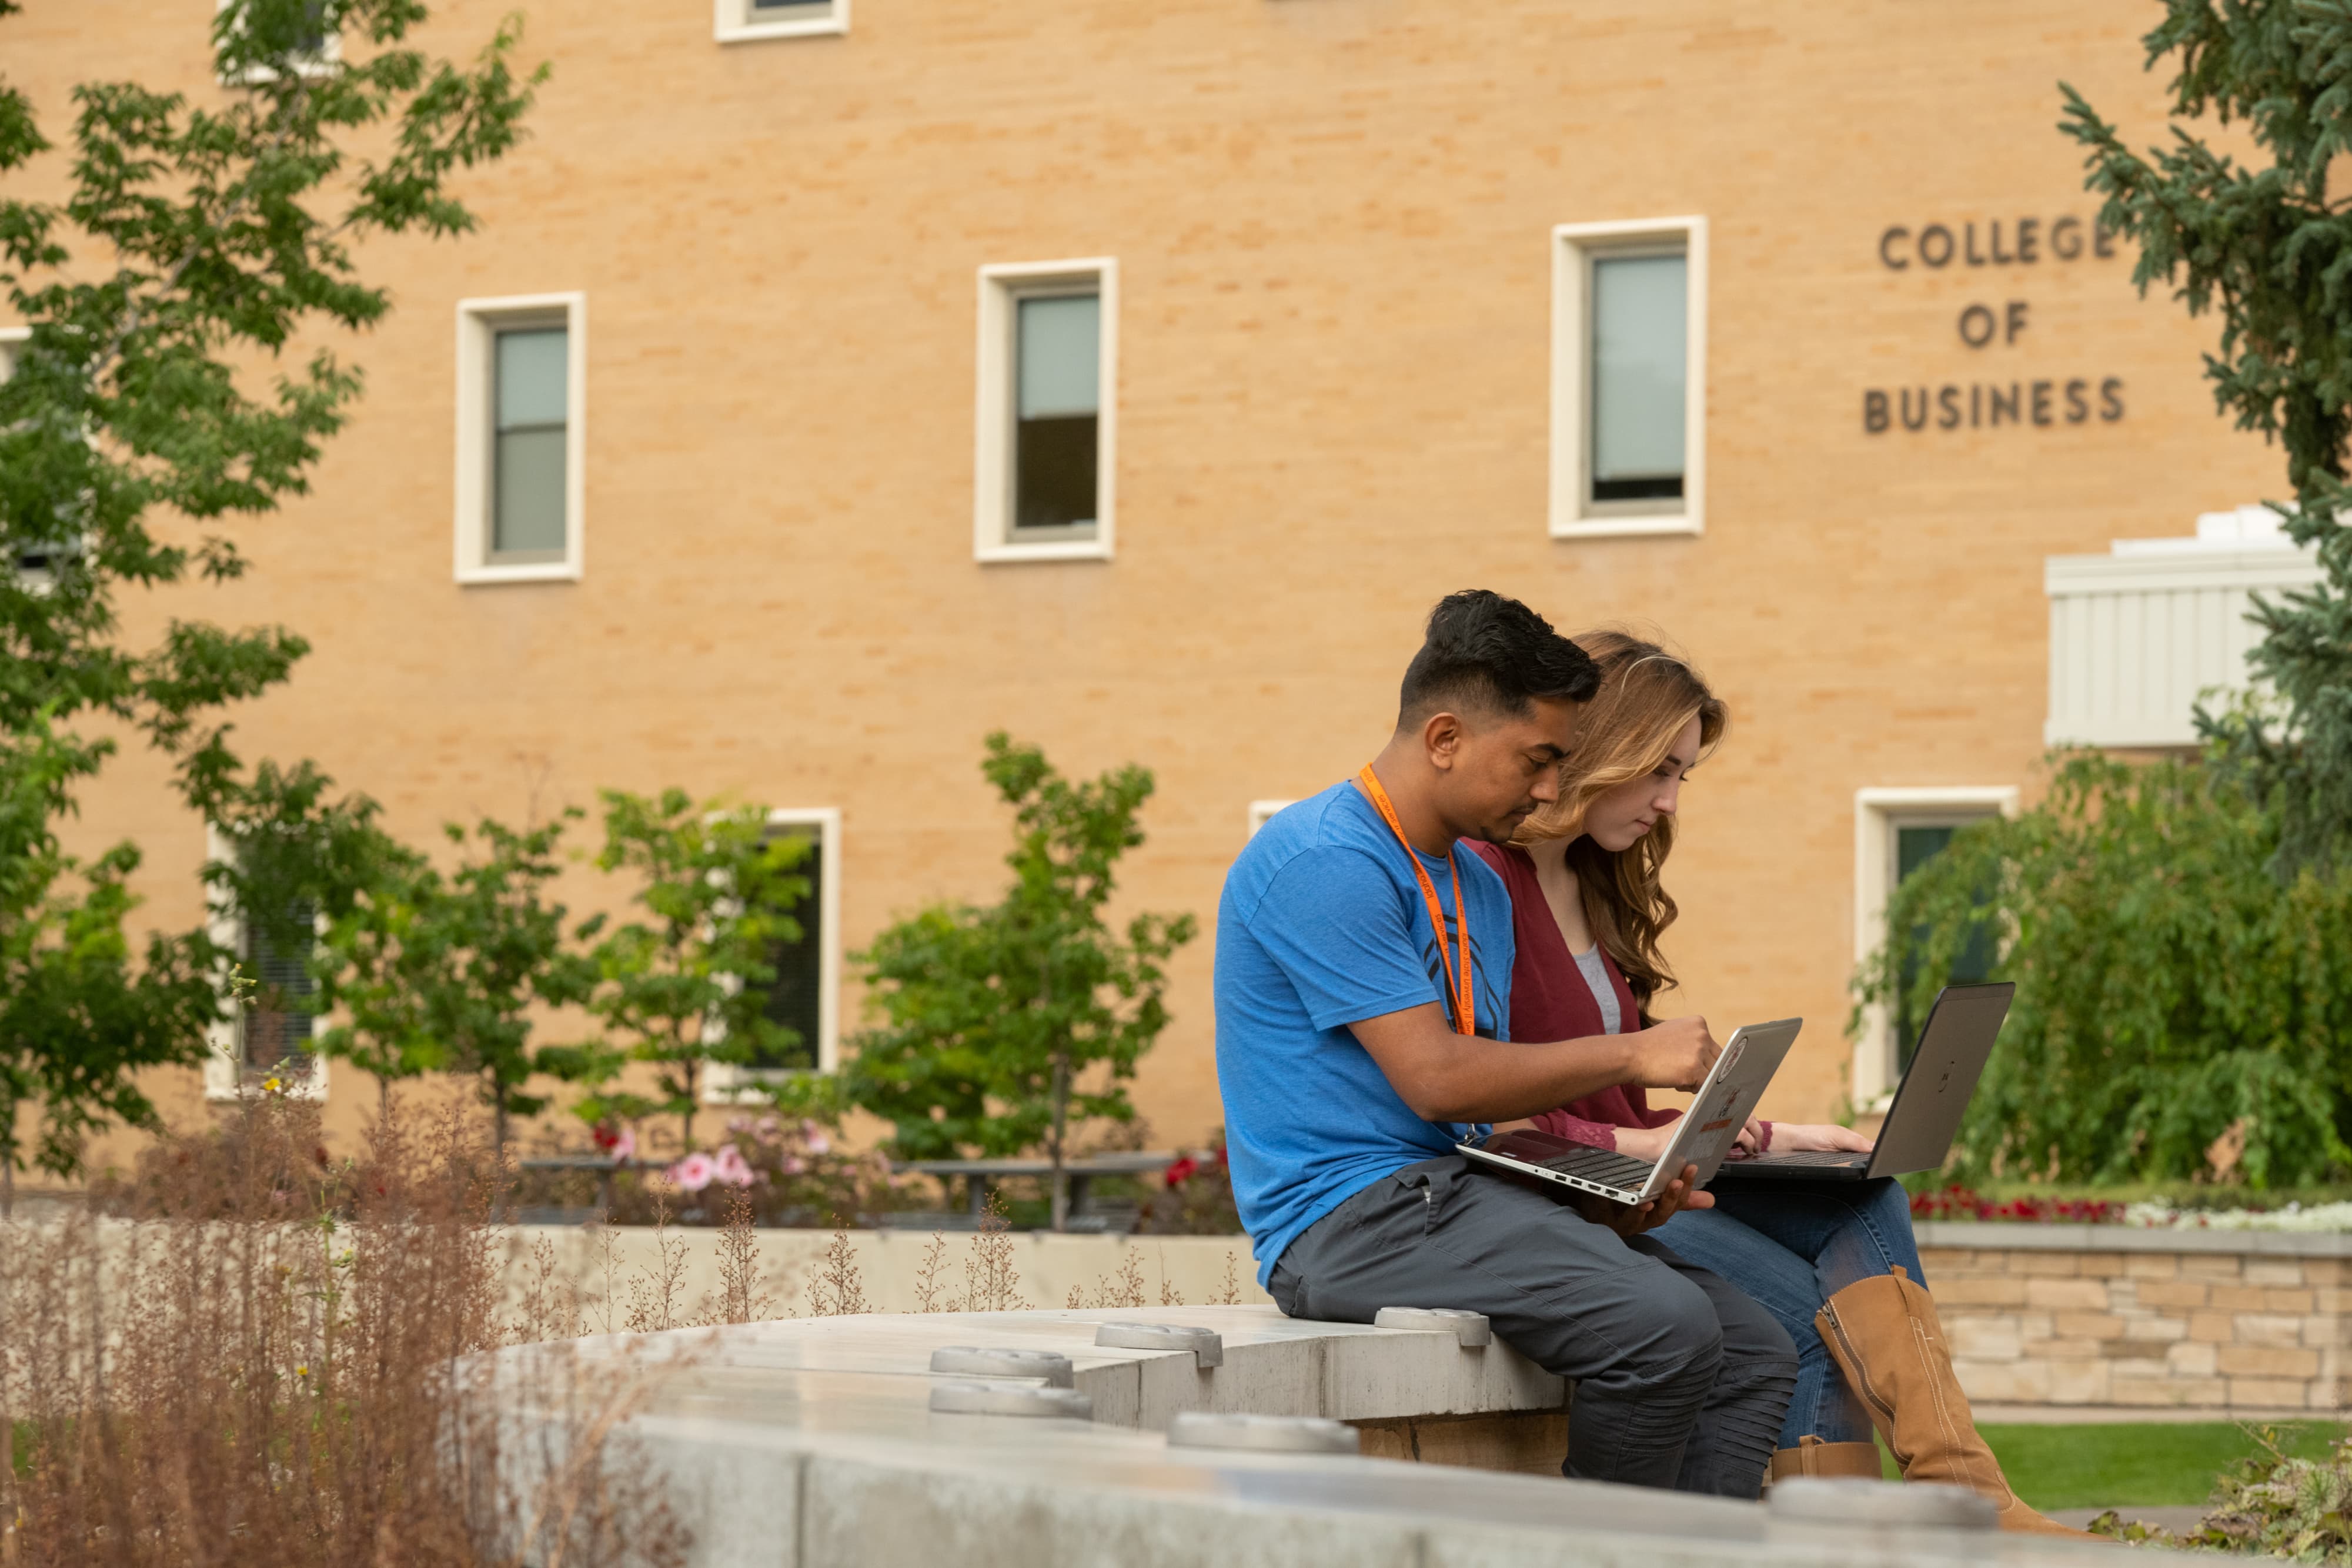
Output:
[1708,981,2012,1185]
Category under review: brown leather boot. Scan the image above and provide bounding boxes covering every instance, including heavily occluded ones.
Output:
[1768,1435,1885,1486]
[1815,1268,2093,1537]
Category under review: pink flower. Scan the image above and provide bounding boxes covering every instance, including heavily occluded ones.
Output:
[780,1156,805,1176]
[610,1126,636,1164]
[667,1152,716,1193]
[804,1128,831,1156]
[757,1116,781,1139]
[711,1144,756,1188]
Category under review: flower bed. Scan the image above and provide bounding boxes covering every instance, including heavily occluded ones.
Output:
[1910,1186,2128,1224]
[1910,1186,2352,1233]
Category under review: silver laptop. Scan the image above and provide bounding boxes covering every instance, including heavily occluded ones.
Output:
[1455,1018,1801,1205]
[1710,981,2012,1185]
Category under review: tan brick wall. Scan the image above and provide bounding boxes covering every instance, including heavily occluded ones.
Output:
[1923,1246,2352,1412]
[2,1,2285,1176]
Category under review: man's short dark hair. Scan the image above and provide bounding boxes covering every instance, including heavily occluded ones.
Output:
[1397,590,1600,727]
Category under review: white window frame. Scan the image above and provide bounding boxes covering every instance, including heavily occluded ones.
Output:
[1850,787,2018,1111]
[213,0,343,84]
[974,258,1118,564]
[714,0,848,43]
[1247,800,1295,838]
[705,806,843,1100]
[1,326,92,593]
[454,292,586,586]
[202,825,330,1103]
[1549,216,1708,540]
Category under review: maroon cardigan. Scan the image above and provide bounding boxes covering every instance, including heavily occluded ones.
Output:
[1465,840,1683,1152]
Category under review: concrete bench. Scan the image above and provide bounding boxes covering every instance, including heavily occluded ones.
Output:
[514,1305,2124,1567]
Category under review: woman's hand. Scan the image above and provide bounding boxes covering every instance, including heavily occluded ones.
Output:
[1767,1123,1876,1154]
[1613,1124,1674,1162]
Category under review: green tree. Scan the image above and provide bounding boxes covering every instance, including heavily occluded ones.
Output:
[0,0,542,1169]
[848,734,1196,1231]
[313,813,594,1155]
[0,716,218,1213]
[572,790,814,1156]
[2062,4,2352,876]
[1857,754,2352,1189]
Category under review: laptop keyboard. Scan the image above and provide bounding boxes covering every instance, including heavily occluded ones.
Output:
[1746,1150,1870,1167]
[1540,1146,1657,1188]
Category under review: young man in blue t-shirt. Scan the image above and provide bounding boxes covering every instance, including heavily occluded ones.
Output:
[1216,590,1796,1497]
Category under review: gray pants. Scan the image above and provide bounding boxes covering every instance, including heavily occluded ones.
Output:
[1268,1157,1798,1496]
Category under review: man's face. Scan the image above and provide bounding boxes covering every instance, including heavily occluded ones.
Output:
[1429,696,1579,844]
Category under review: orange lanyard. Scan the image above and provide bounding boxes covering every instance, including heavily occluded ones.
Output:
[1355,765,1474,1036]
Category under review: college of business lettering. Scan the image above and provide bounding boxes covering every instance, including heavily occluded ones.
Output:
[1864,214,2125,434]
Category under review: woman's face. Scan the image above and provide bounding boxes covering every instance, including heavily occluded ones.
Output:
[1581,714,1704,853]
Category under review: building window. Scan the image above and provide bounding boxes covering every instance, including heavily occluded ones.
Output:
[203,828,329,1101]
[1,326,88,589]
[1850,787,2017,1110]
[213,0,342,83]
[1247,800,1295,838]
[714,0,847,43]
[706,807,841,1099]
[454,293,585,585]
[974,259,1117,563]
[1551,218,1707,539]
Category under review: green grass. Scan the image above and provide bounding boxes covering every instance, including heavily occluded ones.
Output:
[1873,1422,2345,1508]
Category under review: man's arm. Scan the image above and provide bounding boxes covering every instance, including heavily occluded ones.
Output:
[1348,1004,1721,1125]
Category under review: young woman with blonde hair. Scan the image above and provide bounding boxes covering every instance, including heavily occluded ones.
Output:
[1466,631,2082,1536]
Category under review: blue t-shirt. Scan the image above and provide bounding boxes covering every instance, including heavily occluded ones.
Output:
[1215,779,1514,1286]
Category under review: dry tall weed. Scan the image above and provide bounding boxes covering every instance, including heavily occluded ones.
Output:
[806,1227,868,1316]
[1211,1249,1242,1307]
[701,1188,775,1326]
[1157,1248,1185,1308]
[512,1231,584,1343]
[911,1231,952,1313]
[0,1096,684,1567]
[590,1216,624,1335]
[1068,1247,1149,1310]
[961,1190,1027,1312]
[623,1191,692,1335]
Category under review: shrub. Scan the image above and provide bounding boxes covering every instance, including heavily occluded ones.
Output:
[1142,1131,1241,1235]
[2,1094,684,1566]
[847,734,1196,1230]
[1858,754,2352,1188]
[1907,1185,2126,1224]
[2094,1427,2352,1558]
[583,1113,918,1228]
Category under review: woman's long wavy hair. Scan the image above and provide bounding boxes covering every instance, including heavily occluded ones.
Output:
[1509,630,1727,1025]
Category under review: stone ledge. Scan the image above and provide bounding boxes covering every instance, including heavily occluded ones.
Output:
[1918,1222,2352,1256]
[532,1306,2113,1568]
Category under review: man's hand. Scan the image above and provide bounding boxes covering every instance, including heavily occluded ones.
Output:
[1572,1162,1712,1235]
[1623,1015,1720,1092]
[1768,1123,1876,1154]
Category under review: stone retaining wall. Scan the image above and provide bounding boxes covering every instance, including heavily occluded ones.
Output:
[1916,1222,2352,1413]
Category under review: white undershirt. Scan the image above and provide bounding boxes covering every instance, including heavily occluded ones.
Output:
[1570,945,1622,1035]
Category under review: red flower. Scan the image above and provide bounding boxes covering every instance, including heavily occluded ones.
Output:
[1163,1157,1200,1189]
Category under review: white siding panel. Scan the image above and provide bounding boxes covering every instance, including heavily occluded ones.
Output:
[2044,545,2323,747]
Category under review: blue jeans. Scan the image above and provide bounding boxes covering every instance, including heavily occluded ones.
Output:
[1652,1178,1924,1447]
